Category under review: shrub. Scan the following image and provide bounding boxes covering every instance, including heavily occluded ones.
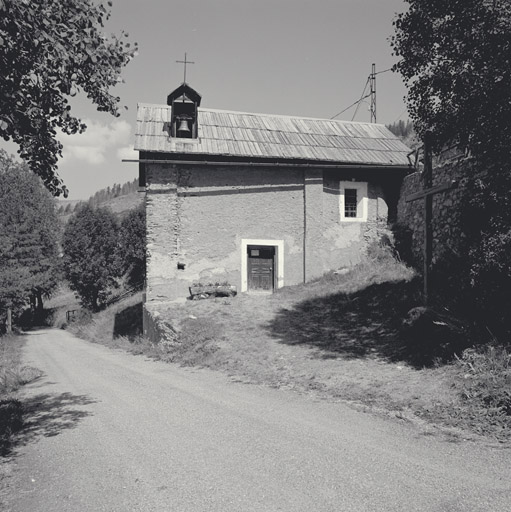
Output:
[391,223,416,267]
[451,345,511,434]
[0,399,23,452]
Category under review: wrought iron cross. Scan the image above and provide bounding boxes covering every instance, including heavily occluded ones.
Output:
[176,53,195,83]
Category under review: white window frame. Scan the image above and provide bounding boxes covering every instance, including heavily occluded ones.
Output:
[339,181,368,222]
[241,239,284,293]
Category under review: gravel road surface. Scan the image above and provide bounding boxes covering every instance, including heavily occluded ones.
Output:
[3,329,510,511]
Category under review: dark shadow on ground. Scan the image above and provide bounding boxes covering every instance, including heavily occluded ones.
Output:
[114,301,143,339]
[265,277,458,367]
[18,308,58,329]
[1,392,96,457]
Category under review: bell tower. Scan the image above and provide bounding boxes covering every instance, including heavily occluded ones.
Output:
[167,83,202,139]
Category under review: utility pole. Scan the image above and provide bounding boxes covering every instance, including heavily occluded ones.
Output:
[369,63,377,123]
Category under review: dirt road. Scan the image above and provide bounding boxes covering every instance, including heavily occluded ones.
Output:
[3,329,510,511]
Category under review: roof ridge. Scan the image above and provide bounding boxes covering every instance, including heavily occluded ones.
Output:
[136,103,389,128]
[198,107,387,127]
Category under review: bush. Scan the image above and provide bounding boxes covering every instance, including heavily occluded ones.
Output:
[0,399,23,453]
[457,171,511,339]
[450,345,511,436]
[391,223,416,267]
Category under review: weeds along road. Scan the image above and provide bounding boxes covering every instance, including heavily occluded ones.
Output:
[5,329,510,512]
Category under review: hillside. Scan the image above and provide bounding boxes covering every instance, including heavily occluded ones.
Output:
[57,178,143,222]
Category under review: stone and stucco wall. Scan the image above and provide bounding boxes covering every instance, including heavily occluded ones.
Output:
[397,159,473,266]
[145,164,305,304]
[322,176,390,270]
[144,163,396,307]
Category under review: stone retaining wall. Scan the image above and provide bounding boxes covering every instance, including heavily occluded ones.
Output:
[143,303,178,345]
[396,158,475,266]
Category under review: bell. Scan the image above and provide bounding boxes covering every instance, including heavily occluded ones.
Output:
[177,118,191,134]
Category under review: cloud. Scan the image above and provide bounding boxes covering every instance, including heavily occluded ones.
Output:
[60,119,132,165]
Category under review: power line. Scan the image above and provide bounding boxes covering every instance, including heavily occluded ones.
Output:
[330,94,370,120]
[392,108,408,124]
[330,65,393,122]
[351,78,370,121]
[330,77,370,120]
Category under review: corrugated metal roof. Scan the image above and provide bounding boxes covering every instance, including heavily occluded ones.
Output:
[134,104,411,167]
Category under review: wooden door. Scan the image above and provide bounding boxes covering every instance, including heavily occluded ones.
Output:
[247,245,275,291]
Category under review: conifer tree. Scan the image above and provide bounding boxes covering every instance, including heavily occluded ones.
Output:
[0,150,60,329]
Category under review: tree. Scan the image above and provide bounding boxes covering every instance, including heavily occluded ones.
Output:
[0,0,137,196]
[62,204,120,311]
[117,205,146,290]
[0,150,61,329]
[391,1,511,337]
[391,0,511,164]
[386,120,414,139]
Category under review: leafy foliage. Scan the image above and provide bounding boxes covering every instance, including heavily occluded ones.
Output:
[0,150,61,326]
[0,0,137,195]
[117,204,146,290]
[62,204,121,311]
[460,171,511,336]
[392,1,511,338]
[391,0,511,164]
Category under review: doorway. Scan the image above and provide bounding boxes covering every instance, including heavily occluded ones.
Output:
[247,245,275,292]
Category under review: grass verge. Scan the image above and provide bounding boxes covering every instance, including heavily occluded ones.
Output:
[66,291,143,347]
[0,334,42,455]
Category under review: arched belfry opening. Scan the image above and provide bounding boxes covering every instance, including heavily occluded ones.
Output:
[167,83,202,139]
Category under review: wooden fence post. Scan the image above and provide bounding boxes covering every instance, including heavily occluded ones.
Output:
[6,307,12,334]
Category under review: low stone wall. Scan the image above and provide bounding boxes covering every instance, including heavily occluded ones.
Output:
[396,158,474,266]
[143,303,178,345]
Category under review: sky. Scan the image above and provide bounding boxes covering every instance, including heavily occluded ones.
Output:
[2,0,410,199]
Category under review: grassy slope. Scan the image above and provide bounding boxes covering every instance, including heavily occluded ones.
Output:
[42,284,81,328]
[154,255,510,441]
[100,192,144,217]
[66,292,144,346]
[58,191,143,224]
[159,259,454,412]
[64,252,510,442]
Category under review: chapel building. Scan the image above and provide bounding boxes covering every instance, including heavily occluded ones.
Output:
[134,82,411,316]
